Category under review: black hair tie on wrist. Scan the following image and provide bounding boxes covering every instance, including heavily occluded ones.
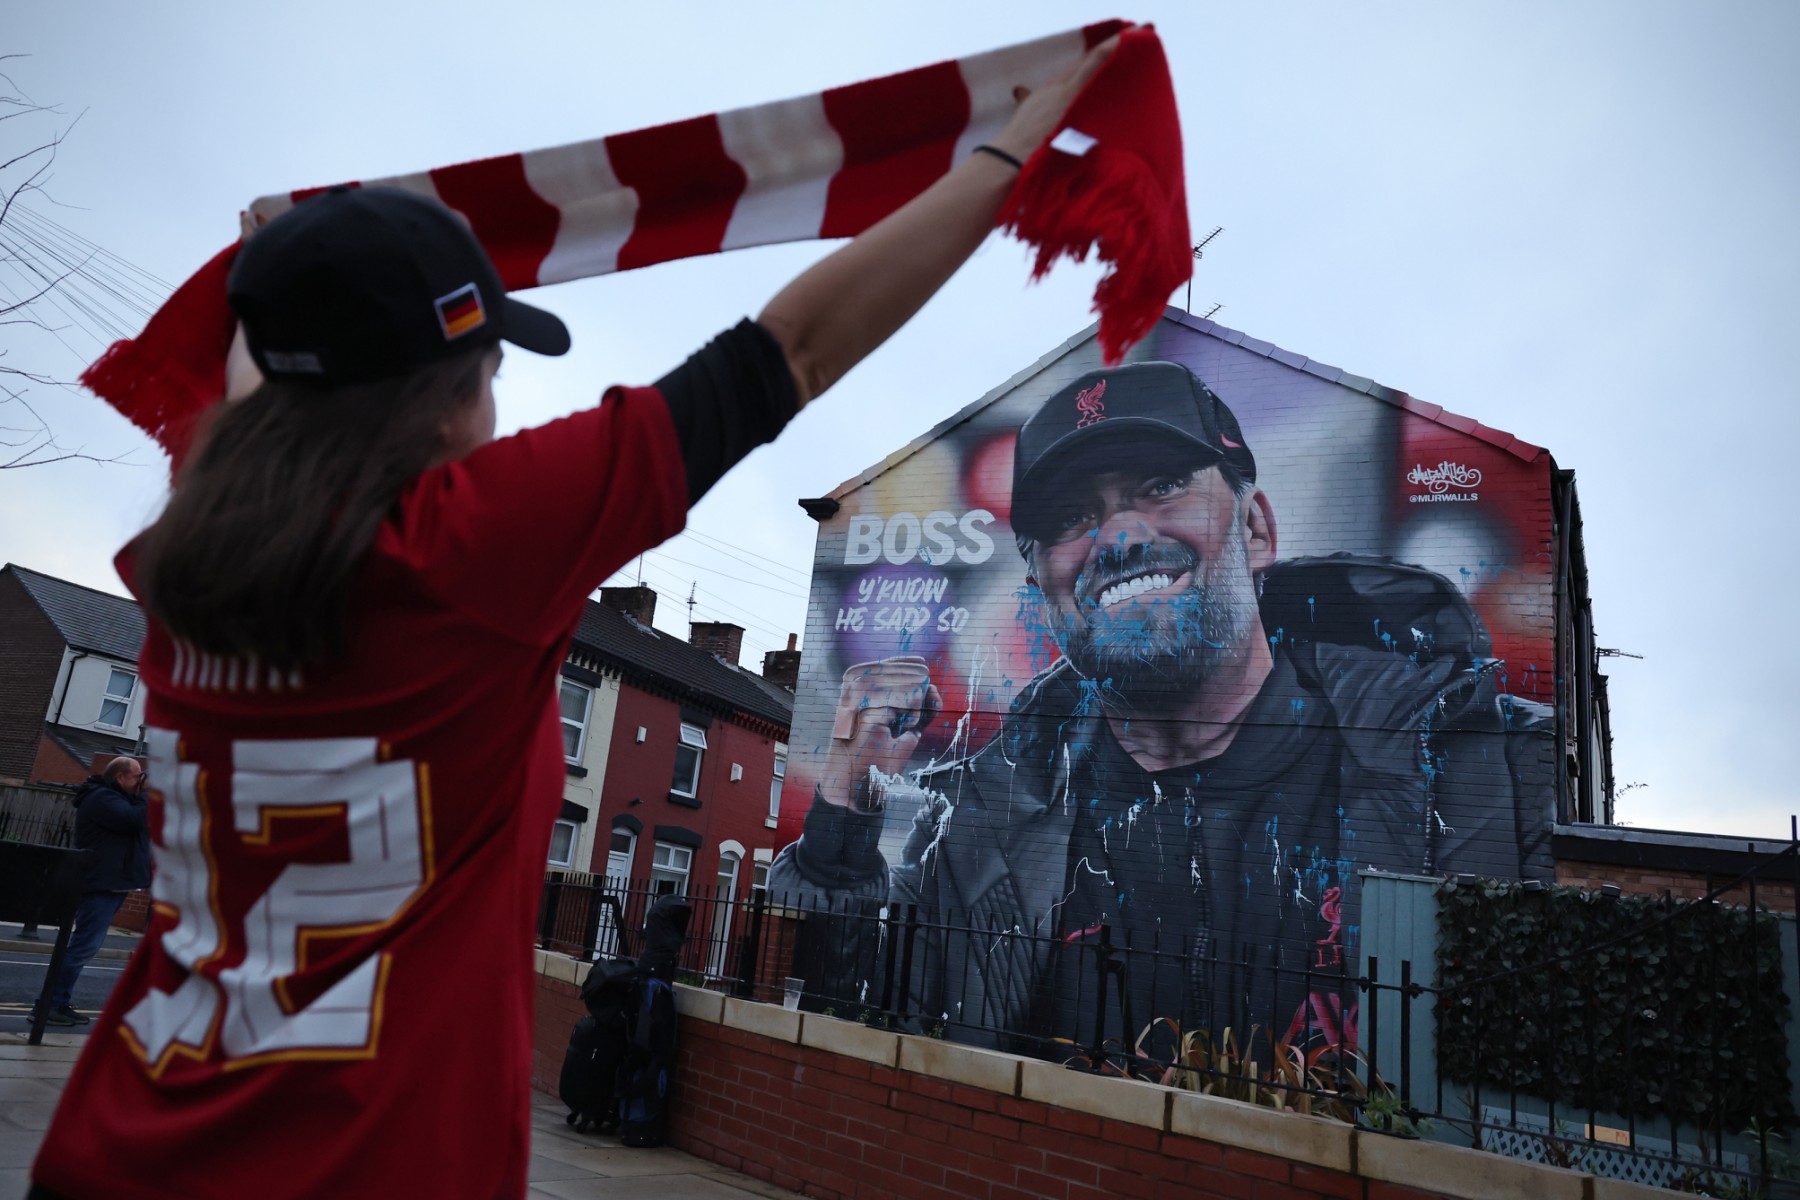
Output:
[973,144,1025,171]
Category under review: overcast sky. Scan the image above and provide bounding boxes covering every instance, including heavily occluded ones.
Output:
[4,2,1796,838]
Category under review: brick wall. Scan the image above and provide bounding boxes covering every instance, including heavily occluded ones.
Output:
[0,572,65,780]
[531,953,1669,1200]
[1556,858,1796,913]
[670,1016,1380,1200]
[28,735,86,787]
[114,891,150,934]
[531,952,592,1096]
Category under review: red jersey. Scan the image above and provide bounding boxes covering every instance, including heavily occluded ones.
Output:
[33,385,687,1200]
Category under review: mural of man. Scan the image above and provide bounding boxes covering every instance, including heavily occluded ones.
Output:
[771,361,1552,1057]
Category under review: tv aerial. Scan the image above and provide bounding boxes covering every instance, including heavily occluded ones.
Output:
[1186,226,1223,313]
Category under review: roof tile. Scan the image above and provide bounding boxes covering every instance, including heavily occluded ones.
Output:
[1399,395,1444,419]
[571,602,793,729]
[7,565,145,661]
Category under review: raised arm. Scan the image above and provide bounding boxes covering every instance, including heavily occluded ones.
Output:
[757,33,1123,408]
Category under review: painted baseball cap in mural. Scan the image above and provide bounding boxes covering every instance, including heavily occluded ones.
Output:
[1011,361,1257,532]
[227,186,571,384]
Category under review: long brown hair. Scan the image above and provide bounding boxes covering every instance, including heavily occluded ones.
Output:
[133,345,490,671]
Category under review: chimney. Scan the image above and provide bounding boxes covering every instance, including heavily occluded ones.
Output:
[762,633,801,692]
[690,621,746,666]
[600,585,657,627]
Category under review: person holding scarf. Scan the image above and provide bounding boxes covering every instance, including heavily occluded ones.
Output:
[29,33,1121,1200]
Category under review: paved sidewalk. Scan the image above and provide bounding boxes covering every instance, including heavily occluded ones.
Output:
[0,1033,790,1199]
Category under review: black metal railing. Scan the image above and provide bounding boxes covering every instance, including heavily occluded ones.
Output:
[0,782,76,848]
[541,840,1800,1198]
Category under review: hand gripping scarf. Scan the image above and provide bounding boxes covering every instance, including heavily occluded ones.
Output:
[82,20,1188,463]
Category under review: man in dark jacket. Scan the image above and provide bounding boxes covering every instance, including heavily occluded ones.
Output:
[32,756,151,1026]
[771,362,1553,1057]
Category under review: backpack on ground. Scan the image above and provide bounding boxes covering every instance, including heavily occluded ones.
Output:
[615,895,691,1147]
[560,956,642,1133]
[557,1015,616,1134]
[617,975,679,1146]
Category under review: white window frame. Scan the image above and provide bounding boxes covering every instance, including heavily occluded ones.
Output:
[546,818,578,868]
[709,851,742,978]
[97,667,137,731]
[752,861,770,897]
[650,841,692,897]
[768,742,787,826]
[559,679,593,764]
[606,828,637,884]
[669,722,707,799]
[596,826,638,959]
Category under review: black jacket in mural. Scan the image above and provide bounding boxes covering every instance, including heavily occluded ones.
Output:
[769,555,1554,1055]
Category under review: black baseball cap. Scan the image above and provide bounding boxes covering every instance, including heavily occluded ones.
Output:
[1011,361,1256,538]
[227,186,570,384]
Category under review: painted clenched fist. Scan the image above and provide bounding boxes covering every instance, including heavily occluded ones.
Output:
[820,656,943,812]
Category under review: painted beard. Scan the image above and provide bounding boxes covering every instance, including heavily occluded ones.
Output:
[1047,522,1261,700]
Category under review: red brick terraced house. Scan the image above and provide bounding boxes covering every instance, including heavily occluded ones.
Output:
[554,586,798,968]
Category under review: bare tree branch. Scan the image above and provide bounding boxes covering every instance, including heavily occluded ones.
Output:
[0,383,141,469]
[0,56,142,469]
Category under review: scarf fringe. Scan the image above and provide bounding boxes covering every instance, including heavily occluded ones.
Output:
[79,242,239,465]
[1001,142,1189,365]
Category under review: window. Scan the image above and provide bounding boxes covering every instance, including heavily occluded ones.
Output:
[709,851,741,977]
[752,862,769,897]
[546,819,577,867]
[669,722,706,799]
[597,826,637,958]
[650,842,691,897]
[559,680,593,763]
[606,829,637,882]
[769,742,787,824]
[97,668,136,730]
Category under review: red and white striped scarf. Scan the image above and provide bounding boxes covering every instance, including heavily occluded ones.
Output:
[84,20,1188,461]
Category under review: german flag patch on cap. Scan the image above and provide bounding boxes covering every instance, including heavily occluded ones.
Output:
[435,283,487,340]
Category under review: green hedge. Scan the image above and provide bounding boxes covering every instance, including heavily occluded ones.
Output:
[1435,879,1795,1130]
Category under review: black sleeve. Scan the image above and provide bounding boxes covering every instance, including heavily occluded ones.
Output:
[655,318,800,505]
[786,788,891,890]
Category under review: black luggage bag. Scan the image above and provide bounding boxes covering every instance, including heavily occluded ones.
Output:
[556,894,691,1143]
[615,895,691,1147]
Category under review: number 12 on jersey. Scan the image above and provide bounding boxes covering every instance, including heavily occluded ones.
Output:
[123,728,432,1073]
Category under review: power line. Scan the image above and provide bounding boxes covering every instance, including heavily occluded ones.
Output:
[611,559,797,648]
[0,204,175,367]
[680,524,811,582]
[4,216,163,332]
[0,235,135,344]
[642,549,807,599]
[13,203,174,291]
[693,585,797,642]
[9,209,166,314]
[599,559,794,652]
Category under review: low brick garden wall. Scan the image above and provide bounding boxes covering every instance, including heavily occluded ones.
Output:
[533,951,1679,1200]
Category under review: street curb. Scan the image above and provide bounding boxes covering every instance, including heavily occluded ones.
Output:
[0,932,140,961]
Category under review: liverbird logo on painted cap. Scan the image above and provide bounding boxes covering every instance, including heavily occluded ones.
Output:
[1073,378,1107,428]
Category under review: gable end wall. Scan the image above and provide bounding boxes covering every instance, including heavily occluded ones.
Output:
[0,572,67,779]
